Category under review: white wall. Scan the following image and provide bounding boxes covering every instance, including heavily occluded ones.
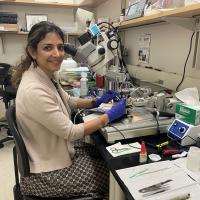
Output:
[0,4,94,118]
[0,5,85,65]
[124,23,200,91]
[95,0,121,21]
[1,1,200,92]
[96,1,200,92]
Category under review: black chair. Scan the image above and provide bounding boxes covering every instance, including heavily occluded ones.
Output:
[0,63,17,148]
[6,105,101,200]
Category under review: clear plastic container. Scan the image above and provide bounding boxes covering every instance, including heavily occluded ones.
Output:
[186,146,200,172]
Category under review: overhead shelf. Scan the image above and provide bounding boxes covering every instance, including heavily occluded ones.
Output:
[0,0,107,8]
[118,3,200,29]
[0,30,83,53]
[0,31,83,36]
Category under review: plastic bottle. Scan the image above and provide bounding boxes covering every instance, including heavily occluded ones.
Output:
[80,72,88,97]
[139,141,147,163]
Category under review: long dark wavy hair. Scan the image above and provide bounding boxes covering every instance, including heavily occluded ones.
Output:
[11,21,64,87]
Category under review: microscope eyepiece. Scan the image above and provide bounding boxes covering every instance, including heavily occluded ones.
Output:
[64,44,77,57]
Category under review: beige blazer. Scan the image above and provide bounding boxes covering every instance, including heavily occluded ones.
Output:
[16,66,84,173]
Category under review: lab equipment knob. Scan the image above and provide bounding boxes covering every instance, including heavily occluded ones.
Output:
[98,47,105,55]
[107,39,119,50]
[179,127,185,133]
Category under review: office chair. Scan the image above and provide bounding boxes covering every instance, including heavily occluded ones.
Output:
[6,105,102,200]
[0,63,17,148]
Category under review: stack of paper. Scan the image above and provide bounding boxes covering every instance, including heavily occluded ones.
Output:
[173,158,200,183]
[117,160,200,200]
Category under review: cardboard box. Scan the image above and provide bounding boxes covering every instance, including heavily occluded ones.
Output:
[0,23,18,32]
[175,103,200,125]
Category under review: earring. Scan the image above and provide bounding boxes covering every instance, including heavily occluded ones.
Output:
[32,59,37,67]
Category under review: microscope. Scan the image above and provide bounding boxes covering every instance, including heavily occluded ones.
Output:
[64,23,175,143]
[64,23,128,94]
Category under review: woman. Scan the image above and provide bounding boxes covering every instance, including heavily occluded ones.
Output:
[11,21,126,198]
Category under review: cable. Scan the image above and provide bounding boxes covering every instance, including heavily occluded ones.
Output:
[176,32,195,91]
[73,109,85,124]
[169,134,200,147]
[154,114,160,134]
[108,124,140,149]
[150,110,161,134]
[117,48,123,70]
[89,89,98,97]
[183,135,200,146]
[97,21,131,84]
[108,124,126,139]
[151,111,175,135]
[97,21,127,69]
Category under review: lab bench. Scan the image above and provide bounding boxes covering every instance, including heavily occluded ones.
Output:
[90,132,189,200]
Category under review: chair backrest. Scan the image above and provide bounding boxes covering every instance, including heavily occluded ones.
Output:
[0,63,11,86]
[6,105,30,177]
[0,63,17,109]
[7,106,99,200]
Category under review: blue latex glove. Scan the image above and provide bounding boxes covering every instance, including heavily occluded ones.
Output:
[94,90,118,107]
[88,87,99,97]
[106,98,126,123]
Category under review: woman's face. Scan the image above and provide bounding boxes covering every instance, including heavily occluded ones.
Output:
[29,32,64,77]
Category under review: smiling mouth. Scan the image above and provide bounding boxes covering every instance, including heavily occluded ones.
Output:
[49,60,62,65]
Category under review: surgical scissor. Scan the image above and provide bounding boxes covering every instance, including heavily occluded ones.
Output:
[110,147,131,154]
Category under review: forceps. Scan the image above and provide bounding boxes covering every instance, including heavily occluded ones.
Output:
[139,179,172,193]
[110,147,131,154]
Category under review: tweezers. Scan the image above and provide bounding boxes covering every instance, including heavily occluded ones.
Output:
[139,179,172,193]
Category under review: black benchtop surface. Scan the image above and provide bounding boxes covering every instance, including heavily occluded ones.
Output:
[91,132,189,200]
